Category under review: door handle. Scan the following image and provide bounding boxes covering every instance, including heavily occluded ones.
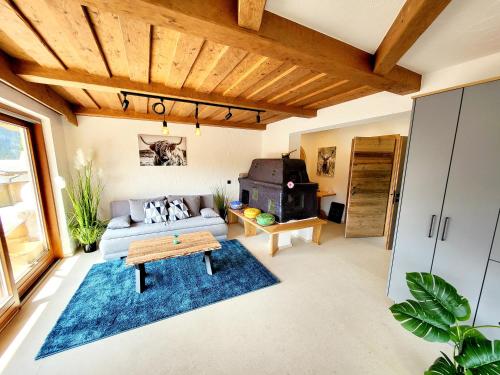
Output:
[428,214,436,238]
[441,217,450,241]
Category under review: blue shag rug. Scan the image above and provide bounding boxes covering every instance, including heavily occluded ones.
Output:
[36,239,278,359]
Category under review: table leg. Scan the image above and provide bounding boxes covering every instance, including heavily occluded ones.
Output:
[227,210,238,224]
[135,263,145,293]
[204,251,213,275]
[244,221,257,237]
[269,233,279,256]
[312,224,323,245]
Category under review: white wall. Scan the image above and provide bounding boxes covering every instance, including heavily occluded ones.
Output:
[300,113,410,216]
[262,51,500,158]
[63,117,262,218]
[0,82,73,255]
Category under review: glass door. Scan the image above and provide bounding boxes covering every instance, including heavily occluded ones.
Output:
[0,121,49,285]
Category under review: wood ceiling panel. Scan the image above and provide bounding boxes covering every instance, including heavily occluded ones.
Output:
[51,86,99,109]
[213,54,283,97]
[259,112,290,124]
[13,0,82,69]
[50,85,79,105]
[86,9,128,77]
[247,66,313,102]
[286,79,352,107]
[150,26,179,84]
[43,0,110,76]
[120,16,151,113]
[306,86,381,109]
[240,62,296,100]
[265,72,326,103]
[88,90,123,110]
[169,102,195,118]
[198,104,222,119]
[206,107,226,120]
[182,41,226,90]
[269,74,337,105]
[165,33,204,89]
[0,30,35,62]
[0,1,62,68]
[194,46,247,93]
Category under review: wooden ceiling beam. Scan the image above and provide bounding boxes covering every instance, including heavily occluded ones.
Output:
[0,52,77,125]
[74,106,267,130]
[79,0,421,95]
[374,0,452,75]
[14,61,316,118]
[238,0,266,31]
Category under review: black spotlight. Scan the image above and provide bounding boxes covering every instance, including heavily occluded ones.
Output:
[225,108,232,120]
[256,112,261,123]
[122,94,129,111]
[152,100,166,115]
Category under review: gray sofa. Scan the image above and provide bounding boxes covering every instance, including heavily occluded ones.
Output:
[100,194,228,261]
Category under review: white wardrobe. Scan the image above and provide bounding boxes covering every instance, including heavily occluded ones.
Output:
[387,79,500,336]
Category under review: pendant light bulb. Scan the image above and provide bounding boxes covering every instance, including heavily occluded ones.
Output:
[195,121,201,136]
[162,119,169,135]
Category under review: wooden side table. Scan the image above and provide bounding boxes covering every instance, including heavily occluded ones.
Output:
[227,208,327,256]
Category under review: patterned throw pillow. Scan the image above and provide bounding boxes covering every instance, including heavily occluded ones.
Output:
[168,199,191,222]
[144,199,169,224]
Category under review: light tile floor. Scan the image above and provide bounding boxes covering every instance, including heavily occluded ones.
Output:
[0,223,448,374]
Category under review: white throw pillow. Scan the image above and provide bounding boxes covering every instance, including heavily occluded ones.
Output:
[168,199,191,222]
[144,199,169,224]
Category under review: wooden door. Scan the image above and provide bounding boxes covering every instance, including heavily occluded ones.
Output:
[345,135,398,238]
[385,136,407,250]
[430,80,500,322]
[387,89,463,302]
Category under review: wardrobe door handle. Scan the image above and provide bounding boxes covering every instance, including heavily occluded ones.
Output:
[428,215,436,238]
[441,217,450,241]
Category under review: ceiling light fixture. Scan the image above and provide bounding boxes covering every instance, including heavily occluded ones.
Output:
[162,111,169,136]
[225,108,232,121]
[195,103,201,136]
[152,99,166,115]
[119,91,266,129]
[122,93,129,111]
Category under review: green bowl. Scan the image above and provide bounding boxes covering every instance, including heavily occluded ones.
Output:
[256,213,276,226]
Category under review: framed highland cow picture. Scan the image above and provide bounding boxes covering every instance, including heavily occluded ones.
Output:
[317,146,336,177]
[138,134,187,166]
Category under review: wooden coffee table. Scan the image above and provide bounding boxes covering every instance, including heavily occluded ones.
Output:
[126,231,222,293]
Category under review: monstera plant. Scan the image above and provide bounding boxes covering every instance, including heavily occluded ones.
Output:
[390,272,500,374]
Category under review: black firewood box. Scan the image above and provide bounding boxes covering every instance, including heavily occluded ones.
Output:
[238,159,318,222]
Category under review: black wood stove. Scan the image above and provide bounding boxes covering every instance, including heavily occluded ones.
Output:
[238,158,318,222]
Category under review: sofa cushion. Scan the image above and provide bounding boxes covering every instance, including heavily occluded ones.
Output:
[168,199,191,222]
[168,195,201,216]
[168,215,225,231]
[101,216,225,241]
[107,215,131,229]
[200,208,220,218]
[144,199,169,224]
[102,222,168,240]
[129,196,164,222]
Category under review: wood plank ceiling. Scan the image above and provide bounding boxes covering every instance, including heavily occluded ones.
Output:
[0,0,450,130]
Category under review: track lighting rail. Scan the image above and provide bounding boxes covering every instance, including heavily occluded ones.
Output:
[120,91,265,115]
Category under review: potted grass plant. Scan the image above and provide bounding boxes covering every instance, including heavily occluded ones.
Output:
[212,184,229,222]
[390,272,500,374]
[66,150,106,253]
